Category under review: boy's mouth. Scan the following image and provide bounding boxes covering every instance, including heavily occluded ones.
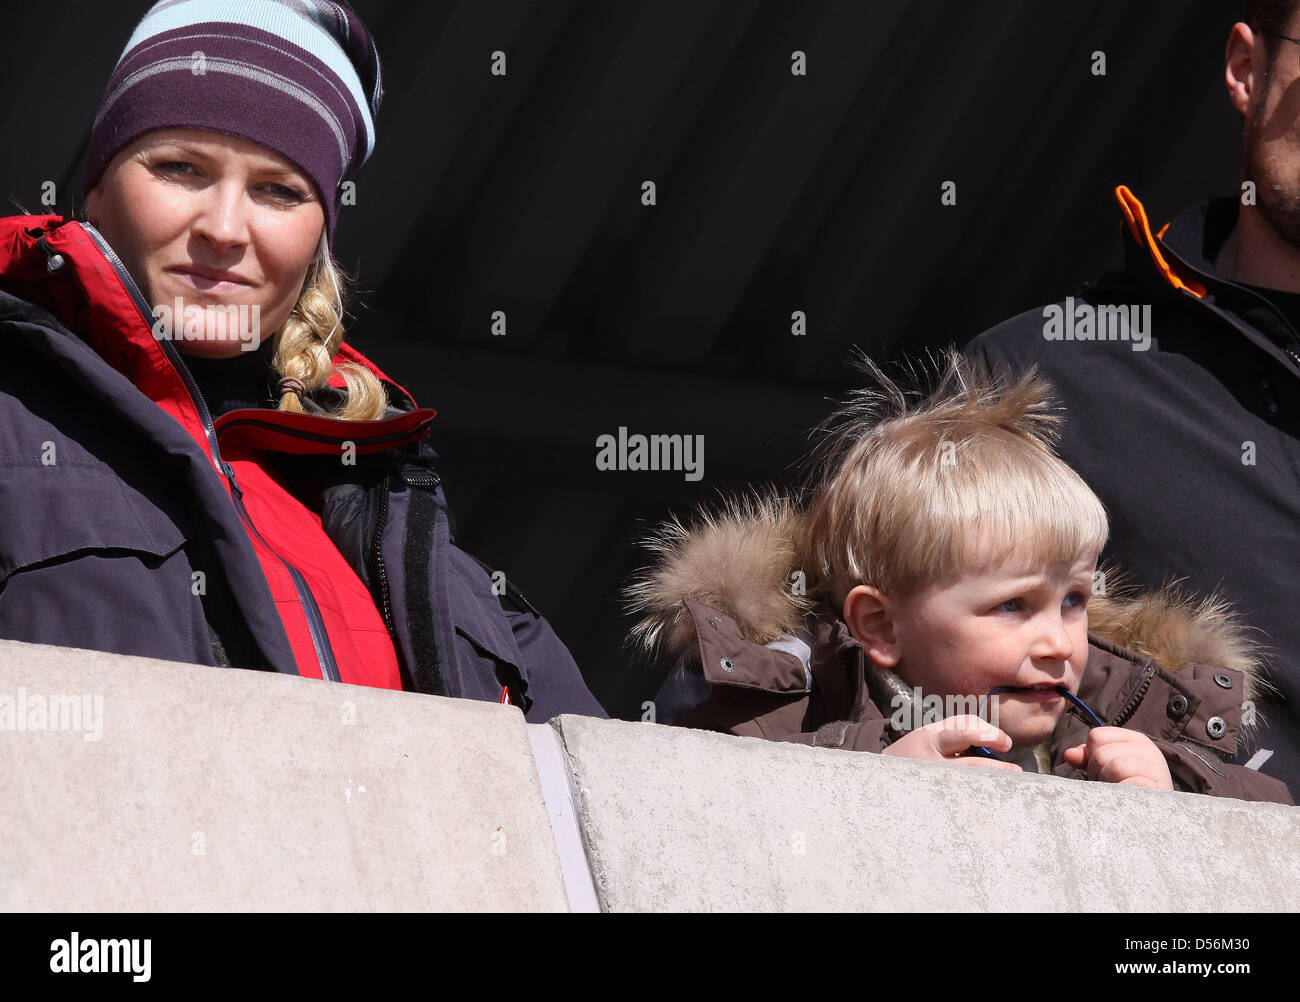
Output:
[995,684,1067,702]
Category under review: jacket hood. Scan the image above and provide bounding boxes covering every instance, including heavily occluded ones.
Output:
[627,496,1270,704]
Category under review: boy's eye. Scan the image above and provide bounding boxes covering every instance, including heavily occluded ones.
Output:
[1063,591,1089,609]
[995,598,1021,612]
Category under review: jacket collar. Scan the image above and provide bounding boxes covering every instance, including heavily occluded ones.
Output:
[1114,187,1300,357]
[1155,195,1237,278]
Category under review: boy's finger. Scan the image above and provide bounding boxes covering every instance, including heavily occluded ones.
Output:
[1085,726,1138,747]
[946,715,1013,746]
[949,757,1022,771]
[934,719,1010,754]
[1063,743,1087,764]
[1118,775,1164,788]
[1095,754,1152,785]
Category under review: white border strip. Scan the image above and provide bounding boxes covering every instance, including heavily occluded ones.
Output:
[526,723,600,913]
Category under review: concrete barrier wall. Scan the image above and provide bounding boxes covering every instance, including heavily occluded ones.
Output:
[549,715,1300,911]
[2,638,1298,911]
[0,639,568,911]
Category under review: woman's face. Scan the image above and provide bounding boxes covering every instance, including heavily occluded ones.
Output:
[85,128,325,359]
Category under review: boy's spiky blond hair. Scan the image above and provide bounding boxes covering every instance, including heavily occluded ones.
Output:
[797,347,1109,607]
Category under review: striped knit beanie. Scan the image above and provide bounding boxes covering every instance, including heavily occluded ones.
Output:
[84,0,383,245]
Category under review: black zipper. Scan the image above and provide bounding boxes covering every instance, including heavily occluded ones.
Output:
[79,223,341,683]
[384,466,448,695]
[1108,661,1156,728]
[370,465,441,635]
[371,473,396,637]
[401,470,441,490]
[371,467,442,633]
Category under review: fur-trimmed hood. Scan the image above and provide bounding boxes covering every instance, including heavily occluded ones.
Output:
[626,495,1269,704]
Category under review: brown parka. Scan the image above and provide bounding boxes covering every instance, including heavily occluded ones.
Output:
[629,498,1294,805]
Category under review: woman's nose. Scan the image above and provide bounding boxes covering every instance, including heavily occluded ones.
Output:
[190,182,250,251]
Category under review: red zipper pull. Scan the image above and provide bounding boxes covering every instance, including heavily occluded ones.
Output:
[499,686,512,706]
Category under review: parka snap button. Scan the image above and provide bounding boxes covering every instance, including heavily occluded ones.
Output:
[707,618,719,629]
[1167,693,1189,719]
[720,658,735,672]
[1213,672,1232,689]
[46,253,65,273]
[1206,716,1227,739]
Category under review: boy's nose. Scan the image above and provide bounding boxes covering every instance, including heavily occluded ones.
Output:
[1029,616,1073,662]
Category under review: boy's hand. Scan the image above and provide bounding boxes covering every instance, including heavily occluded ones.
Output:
[1063,727,1173,789]
[883,716,1022,771]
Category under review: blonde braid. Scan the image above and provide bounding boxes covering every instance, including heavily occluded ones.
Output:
[272,231,389,422]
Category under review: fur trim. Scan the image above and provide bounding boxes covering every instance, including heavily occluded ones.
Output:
[1087,580,1270,704]
[625,492,810,660]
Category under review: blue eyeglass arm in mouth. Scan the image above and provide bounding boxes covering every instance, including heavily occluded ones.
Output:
[965,686,1106,758]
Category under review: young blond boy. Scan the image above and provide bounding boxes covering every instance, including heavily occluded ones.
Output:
[628,351,1292,803]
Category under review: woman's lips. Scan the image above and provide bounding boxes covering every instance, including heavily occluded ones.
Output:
[167,268,252,295]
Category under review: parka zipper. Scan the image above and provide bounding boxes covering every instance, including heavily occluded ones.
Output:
[369,467,441,642]
[78,223,341,684]
[1107,661,1156,729]
[367,465,448,694]
[371,474,396,638]
[401,471,441,490]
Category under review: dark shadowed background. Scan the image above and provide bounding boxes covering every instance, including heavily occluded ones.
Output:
[0,1,1244,717]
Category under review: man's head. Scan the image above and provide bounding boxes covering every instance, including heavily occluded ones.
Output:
[1246,1,1298,42]
[798,351,1108,746]
[1229,2,1300,250]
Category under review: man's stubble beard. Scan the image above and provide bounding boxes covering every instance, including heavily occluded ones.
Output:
[1243,76,1300,250]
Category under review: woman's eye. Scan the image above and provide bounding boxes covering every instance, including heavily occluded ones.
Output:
[262,184,305,202]
[156,161,195,175]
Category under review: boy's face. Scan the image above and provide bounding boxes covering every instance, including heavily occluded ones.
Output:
[884,552,1097,748]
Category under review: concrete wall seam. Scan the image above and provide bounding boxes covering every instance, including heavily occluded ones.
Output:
[525,723,599,912]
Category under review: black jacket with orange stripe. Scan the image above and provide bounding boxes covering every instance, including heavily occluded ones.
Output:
[966,186,1300,794]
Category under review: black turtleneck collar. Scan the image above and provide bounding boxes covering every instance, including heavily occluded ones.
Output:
[1157,196,1300,353]
[1158,197,1236,278]
[176,337,280,419]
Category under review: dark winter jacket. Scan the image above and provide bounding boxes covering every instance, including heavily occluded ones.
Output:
[965,186,1300,793]
[0,214,606,722]
[629,498,1293,805]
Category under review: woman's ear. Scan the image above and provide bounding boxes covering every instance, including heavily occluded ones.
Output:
[85,185,101,227]
[842,584,902,667]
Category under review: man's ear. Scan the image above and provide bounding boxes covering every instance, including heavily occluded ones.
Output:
[1226,21,1265,116]
[842,584,902,668]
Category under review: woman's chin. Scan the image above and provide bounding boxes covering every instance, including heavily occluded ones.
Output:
[174,335,256,359]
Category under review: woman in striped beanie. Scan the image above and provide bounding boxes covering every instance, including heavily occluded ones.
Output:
[0,1,607,717]
[83,0,387,420]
